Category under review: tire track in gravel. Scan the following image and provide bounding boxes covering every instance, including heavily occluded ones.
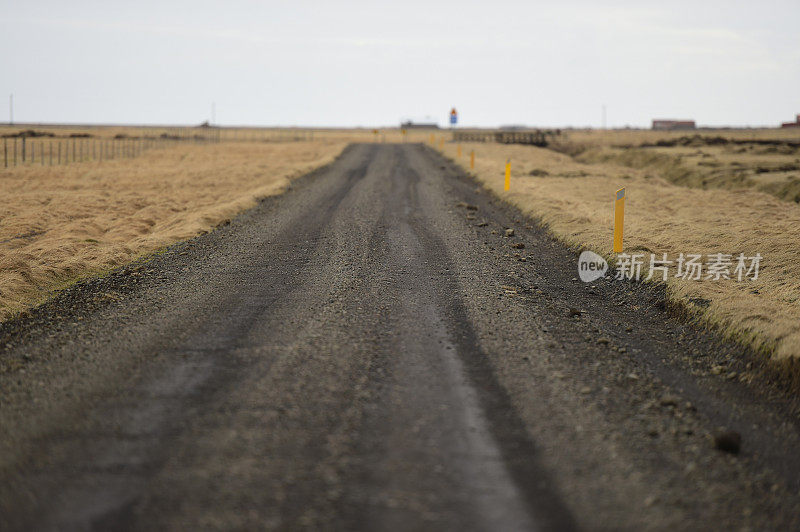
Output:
[1,143,800,530]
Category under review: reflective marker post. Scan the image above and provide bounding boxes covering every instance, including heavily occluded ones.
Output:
[504,160,511,191]
[470,150,475,170]
[613,187,625,253]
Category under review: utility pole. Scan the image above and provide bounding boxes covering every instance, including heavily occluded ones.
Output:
[9,94,13,125]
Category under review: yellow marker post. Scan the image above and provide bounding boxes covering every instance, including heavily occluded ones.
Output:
[613,187,625,252]
[470,150,475,170]
[401,129,407,142]
[430,133,435,144]
[504,160,511,191]
[439,137,444,151]
[457,144,462,157]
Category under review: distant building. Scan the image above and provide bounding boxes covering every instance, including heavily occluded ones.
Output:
[652,119,696,130]
[780,114,800,128]
[400,121,439,129]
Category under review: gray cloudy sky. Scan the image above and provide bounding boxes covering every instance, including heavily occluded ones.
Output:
[2,0,799,128]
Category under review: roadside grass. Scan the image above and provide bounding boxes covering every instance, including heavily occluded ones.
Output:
[439,140,800,363]
[0,139,348,320]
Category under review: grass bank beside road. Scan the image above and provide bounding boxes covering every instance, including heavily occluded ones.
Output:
[0,140,348,320]
[439,139,800,364]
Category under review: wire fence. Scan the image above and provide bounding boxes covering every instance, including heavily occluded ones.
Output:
[1,134,222,169]
[0,125,454,169]
[0,126,335,169]
[452,129,560,147]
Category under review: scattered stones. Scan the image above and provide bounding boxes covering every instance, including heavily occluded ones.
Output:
[568,307,582,317]
[710,365,725,375]
[713,430,742,454]
[580,386,592,394]
[597,337,610,345]
[476,221,488,227]
[659,394,680,407]
[500,285,517,295]
[505,228,515,237]
[511,242,525,249]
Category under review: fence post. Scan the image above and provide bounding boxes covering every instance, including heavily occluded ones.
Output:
[14,138,17,166]
[49,141,52,165]
[22,137,26,164]
[41,141,44,165]
[58,141,61,164]
[3,138,6,168]
[72,138,76,162]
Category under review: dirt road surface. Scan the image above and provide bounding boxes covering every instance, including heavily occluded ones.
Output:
[2,144,800,530]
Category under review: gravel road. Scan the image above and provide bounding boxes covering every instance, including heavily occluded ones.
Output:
[2,143,800,530]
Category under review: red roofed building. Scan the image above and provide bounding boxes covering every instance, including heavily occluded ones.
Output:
[781,114,800,128]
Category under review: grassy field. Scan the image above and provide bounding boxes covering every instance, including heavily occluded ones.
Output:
[547,129,800,203]
[440,131,800,365]
[0,124,428,145]
[0,137,348,320]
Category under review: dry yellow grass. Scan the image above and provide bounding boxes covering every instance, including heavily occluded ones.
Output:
[0,125,435,144]
[0,126,434,169]
[557,127,800,147]
[0,139,347,320]
[543,128,800,203]
[441,140,800,361]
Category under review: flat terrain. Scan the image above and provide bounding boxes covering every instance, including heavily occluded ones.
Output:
[2,144,800,530]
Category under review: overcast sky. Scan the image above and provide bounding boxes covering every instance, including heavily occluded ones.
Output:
[2,0,799,128]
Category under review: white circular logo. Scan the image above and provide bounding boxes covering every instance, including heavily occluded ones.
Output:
[578,250,608,282]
